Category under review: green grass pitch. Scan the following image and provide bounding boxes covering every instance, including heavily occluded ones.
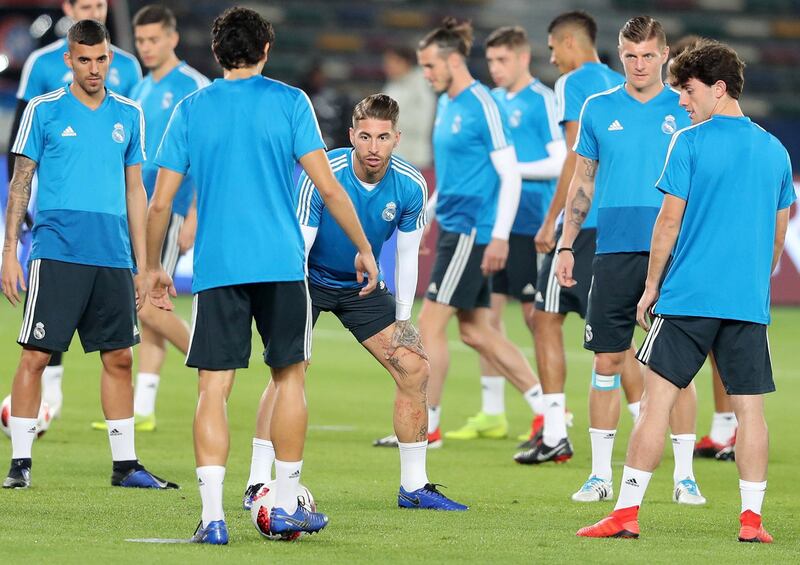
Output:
[0,297,798,563]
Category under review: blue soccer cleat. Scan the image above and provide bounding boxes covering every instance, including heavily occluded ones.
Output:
[269,504,329,536]
[190,520,228,545]
[111,463,179,489]
[242,482,264,511]
[398,483,469,511]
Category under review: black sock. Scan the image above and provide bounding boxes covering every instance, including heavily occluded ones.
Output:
[11,458,32,469]
[112,459,141,473]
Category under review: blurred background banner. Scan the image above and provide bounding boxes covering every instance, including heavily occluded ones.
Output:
[1,0,799,301]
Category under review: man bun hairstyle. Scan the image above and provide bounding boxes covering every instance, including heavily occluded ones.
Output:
[211,7,275,70]
[669,40,745,99]
[418,17,474,58]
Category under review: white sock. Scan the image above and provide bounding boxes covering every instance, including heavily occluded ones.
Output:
[480,376,505,415]
[523,384,545,414]
[246,438,275,486]
[739,479,766,515]
[627,402,640,422]
[274,459,302,514]
[614,465,652,510]
[710,412,737,445]
[197,465,226,525]
[398,440,429,492]
[10,416,38,459]
[106,417,137,461]
[427,405,440,433]
[671,433,696,483]
[542,393,567,447]
[133,372,160,417]
[589,428,616,481]
[41,365,64,410]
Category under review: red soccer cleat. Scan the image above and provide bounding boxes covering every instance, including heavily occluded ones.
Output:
[576,506,640,539]
[738,510,773,543]
[428,427,442,449]
[694,435,726,458]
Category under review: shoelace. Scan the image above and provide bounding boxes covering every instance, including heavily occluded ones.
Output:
[423,483,449,497]
[677,479,699,494]
[582,477,607,491]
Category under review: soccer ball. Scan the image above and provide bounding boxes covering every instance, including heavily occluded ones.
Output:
[0,395,52,439]
[250,480,316,541]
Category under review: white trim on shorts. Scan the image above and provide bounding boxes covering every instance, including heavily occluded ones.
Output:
[544,250,561,313]
[303,278,313,360]
[162,213,184,277]
[19,259,42,343]
[637,315,664,364]
[185,294,199,365]
[437,229,476,305]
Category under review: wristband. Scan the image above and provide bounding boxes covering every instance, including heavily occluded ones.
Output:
[556,247,574,254]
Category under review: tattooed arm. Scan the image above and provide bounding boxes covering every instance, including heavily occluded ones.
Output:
[1,156,36,305]
[553,156,597,288]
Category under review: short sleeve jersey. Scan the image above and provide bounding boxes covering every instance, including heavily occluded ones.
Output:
[492,79,562,236]
[432,81,513,244]
[297,148,427,289]
[555,62,624,230]
[655,116,796,324]
[17,39,142,101]
[155,75,325,293]
[11,87,145,268]
[574,85,690,253]
[130,62,209,217]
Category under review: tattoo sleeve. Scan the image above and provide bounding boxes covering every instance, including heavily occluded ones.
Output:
[3,156,36,255]
[568,187,592,229]
[583,157,597,180]
[391,319,428,360]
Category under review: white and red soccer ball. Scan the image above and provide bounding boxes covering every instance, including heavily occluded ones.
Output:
[0,395,52,439]
[250,480,316,541]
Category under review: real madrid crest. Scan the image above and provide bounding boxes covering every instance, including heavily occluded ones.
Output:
[112,122,125,143]
[509,109,522,128]
[662,114,677,135]
[382,202,397,222]
[162,91,174,109]
[108,67,120,86]
[451,115,462,134]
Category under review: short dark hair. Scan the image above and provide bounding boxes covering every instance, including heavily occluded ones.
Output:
[669,40,745,99]
[352,94,399,128]
[418,17,473,58]
[211,7,275,70]
[133,4,176,30]
[485,26,530,51]
[384,45,416,65]
[67,19,109,47]
[619,16,667,47]
[548,11,597,44]
[670,34,702,59]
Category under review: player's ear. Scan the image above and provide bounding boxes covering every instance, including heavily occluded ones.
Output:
[348,127,356,146]
[171,30,180,50]
[262,42,271,63]
[713,79,727,99]
[63,50,73,70]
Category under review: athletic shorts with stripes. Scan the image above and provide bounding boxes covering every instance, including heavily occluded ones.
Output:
[161,212,185,277]
[425,228,490,310]
[535,225,596,317]
[17,259,139,353]
[310,281,396,343]
[637,315,774,395]
[186,281,311,370]
[492,233,540,302]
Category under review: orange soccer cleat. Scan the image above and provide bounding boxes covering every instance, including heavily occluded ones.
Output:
[738,510,773,543]
[576,506,640,539]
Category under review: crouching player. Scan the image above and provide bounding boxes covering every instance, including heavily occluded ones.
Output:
[243,94,467,511]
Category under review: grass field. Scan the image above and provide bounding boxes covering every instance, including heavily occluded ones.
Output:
[0,296,798,563]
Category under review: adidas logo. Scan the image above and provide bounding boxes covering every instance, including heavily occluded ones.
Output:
[198,477,205,486]
[288,470,301,479]
[522,283,536,296]
[607,120,624,131]
[549,401,560,408]
[61,125,77,137]
[427,282,438,295]
[625,477,639,487]
[535,291,544,302]
[27,426,37,434]
[109,428,122,436]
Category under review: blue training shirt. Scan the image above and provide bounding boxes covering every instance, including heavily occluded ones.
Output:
[555,62,624,230]
[432,80,513,244]
[492,79,561,236]
[655,116,796,324]
[574,84,690,253]
[17,38,141,101]
[130,62,209,217]
[11,87,145,268]
[297,148,427,289]
[156,75,325,293]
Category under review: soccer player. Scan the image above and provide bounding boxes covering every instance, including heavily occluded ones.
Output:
[1,19,176,491]
[516,11,641,463]
[444,26,567,443]
[242,94,467,512]
[146,8,378,544]
[7,0,142,420]
[91,4,208,432]
[414,18,547,449]
[578,39,794,542]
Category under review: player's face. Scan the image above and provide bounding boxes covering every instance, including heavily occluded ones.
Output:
[486,45,528,89]
[547,33,571,74]
[679,77,718,124]
[134,23,178,71]
[349,118,399,179]
[65,40,111,95]
[619,37,668,91]
[418,45,452,94]
[63,0,107,23]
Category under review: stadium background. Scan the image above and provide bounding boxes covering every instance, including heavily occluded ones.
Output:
[0,0,798,301]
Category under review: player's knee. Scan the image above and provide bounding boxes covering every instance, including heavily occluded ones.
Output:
[594,353,624,377]
[458,322,485,350]
[20,348,52,376]
[102,348,133,373]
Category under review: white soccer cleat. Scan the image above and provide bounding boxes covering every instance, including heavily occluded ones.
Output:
[673,478,707,505]
[572,476,614,502]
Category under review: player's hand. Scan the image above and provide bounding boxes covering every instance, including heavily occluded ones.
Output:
[386,319,428,360]
[554,249,576,288]
[1,252,26,306]
[132,272,149,311]
[534,220,556,253]
[177,213,197,254]
[481,238,509,276]
[355,250,379,296]
[636,286,659,331]
[418,223,434,256]
[147,267,177,311]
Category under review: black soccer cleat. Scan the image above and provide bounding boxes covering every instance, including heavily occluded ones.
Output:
[111,460,179,489]
[242,482,264,510]
[514,437,573,465]
[3,458,32,489]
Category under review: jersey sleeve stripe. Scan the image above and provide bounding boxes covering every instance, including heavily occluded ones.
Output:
[296,175,315,225]
[111,44,143,80]
[573,85,623,152]
[391,160,429,229]
[655,121,704,187]
[178,65,211,88]
[390,157,427,186]
[554,74,567,123]
[532,83,562,141]
[472,86,507,150]
[110,92,147,158]
[15,40,66,100]
[12,89,66,155]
